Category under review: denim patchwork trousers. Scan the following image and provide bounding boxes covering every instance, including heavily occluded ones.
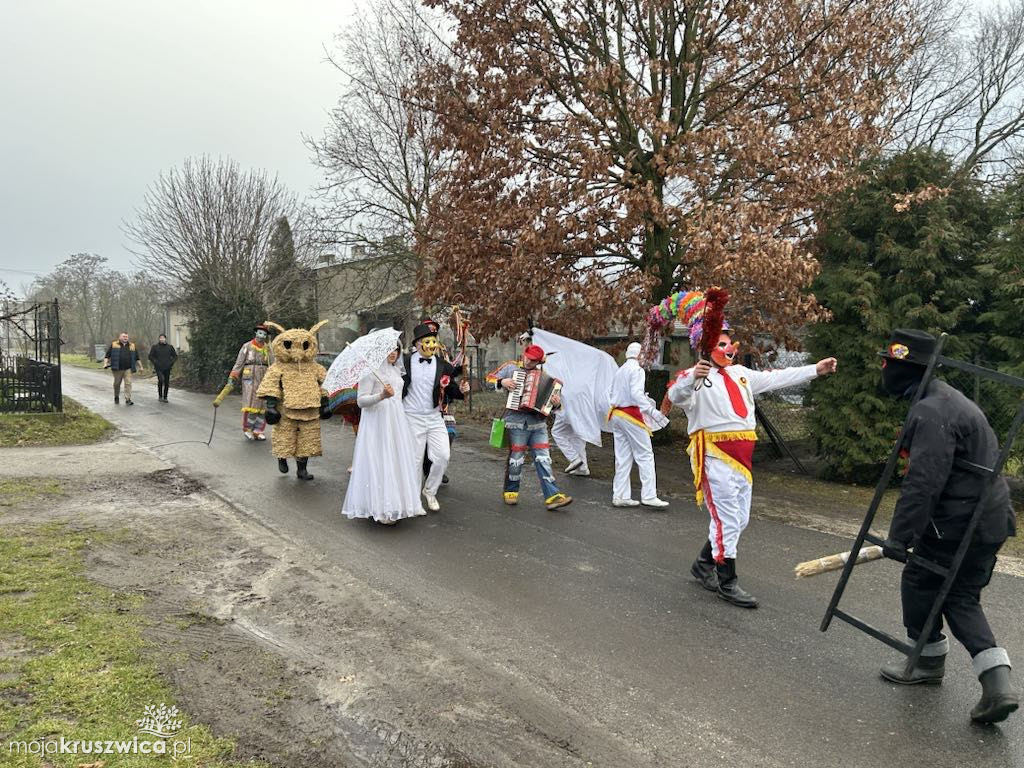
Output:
[503,413,560,499]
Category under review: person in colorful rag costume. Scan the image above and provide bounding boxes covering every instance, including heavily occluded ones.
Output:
[215,324,275,440]
[256,320,332,480]
[608,342,670,508]
[667,327,837,608]
[491,344,573,511]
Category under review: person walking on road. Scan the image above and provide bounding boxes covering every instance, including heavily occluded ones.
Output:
[876,329,1018,725]
[491,344,573,511]
[608,342,670,509]
[104,332,143,405]
[215,324,274,440]
[343,343,427,524]
[667,328,836,609]
[148,334,177,403]
[400,320,469,512]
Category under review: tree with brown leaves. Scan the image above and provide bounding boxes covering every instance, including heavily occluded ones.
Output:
[414,0,919,345]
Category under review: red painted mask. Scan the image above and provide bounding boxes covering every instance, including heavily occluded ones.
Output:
[710,334,739,367]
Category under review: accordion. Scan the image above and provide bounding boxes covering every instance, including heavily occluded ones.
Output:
[506,369,562,416]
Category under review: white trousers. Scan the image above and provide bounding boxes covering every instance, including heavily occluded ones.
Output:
[610,416,657,501]
[405,411,450,495]
[701,455,753,560]
[551,413,588,466]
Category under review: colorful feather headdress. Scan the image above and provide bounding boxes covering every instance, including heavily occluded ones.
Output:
[641,287,731,363]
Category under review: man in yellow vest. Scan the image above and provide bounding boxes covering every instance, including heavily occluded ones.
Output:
[103,332,144,405]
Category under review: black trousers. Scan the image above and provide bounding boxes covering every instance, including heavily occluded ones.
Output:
[902,537,1002,657]
[156,368,171,399]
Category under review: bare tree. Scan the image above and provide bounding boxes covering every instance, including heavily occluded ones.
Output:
[28,255,168,351]
[29,253,110,350]
[125,156,308,312]
[892,0,1024,175]
[307,0,451,304]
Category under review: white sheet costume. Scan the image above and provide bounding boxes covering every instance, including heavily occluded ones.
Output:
[342,360,427,523]
[667,362,817,560]
[531,328,617,476]
[607,343,669,506]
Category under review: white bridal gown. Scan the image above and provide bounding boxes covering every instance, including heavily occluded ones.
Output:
[342,361,427,523]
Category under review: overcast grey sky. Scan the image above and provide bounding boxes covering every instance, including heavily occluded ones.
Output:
[0,0,358,288]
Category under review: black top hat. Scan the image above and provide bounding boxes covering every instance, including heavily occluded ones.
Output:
[879,329,937,366]
[412,320,440,342]
[254,323,269,333]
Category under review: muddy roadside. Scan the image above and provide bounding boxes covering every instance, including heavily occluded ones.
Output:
[1,440,653,768]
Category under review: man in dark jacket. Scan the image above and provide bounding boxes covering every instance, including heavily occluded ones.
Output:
[148,334,178,403]
[878,329,1018,724]
[104,332,144,405]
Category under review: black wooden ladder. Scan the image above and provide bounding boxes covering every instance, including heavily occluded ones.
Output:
[820,333,1024,677]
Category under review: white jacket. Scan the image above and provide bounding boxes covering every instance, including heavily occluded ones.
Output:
[667,363,817,435]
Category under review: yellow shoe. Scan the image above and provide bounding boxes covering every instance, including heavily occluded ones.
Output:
[545,493,573,511]
[503,491,519,505]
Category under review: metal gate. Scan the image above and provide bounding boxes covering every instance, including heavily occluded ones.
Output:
[0,299,62,413]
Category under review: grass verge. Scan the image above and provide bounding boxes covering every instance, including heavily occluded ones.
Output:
[60,353,104,370]
[0,480,63,508]
[0,521,256,767]
[0,397,114,447]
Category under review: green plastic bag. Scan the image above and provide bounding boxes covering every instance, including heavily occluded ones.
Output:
[489,418,507,449]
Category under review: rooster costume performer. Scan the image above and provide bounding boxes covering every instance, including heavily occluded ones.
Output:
[665,289,837,608]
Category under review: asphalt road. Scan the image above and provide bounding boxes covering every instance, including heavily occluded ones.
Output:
[64,366,1023,767]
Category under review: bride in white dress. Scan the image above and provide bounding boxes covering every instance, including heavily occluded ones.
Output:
[342,345,427,524]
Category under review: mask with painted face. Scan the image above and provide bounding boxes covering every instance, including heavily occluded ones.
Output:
[710,334,739,367]
[417,337,439,359]
[255,330,268,342]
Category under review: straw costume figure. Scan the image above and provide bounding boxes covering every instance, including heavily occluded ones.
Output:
[256,320,332,480]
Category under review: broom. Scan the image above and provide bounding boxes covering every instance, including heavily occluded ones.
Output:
[794,545,884,578]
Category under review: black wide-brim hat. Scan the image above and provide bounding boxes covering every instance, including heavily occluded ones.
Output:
[413,320,440,342]
[254,324,269,333]
[879,328,937,366]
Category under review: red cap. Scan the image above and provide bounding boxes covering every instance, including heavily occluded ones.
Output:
[523,344,545,362]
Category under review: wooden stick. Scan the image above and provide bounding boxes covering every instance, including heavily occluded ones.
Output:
[794,545,884,579]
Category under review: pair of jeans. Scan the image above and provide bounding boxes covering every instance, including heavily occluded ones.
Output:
[156,368,171,398]
[503,413,560,499]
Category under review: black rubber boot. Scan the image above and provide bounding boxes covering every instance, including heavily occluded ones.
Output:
[715,558,758,609]
[296,457,314,481]
[690,540,719,592]
[971,666,1019,724]
[278,458,289,474]
[880,655,946,685]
